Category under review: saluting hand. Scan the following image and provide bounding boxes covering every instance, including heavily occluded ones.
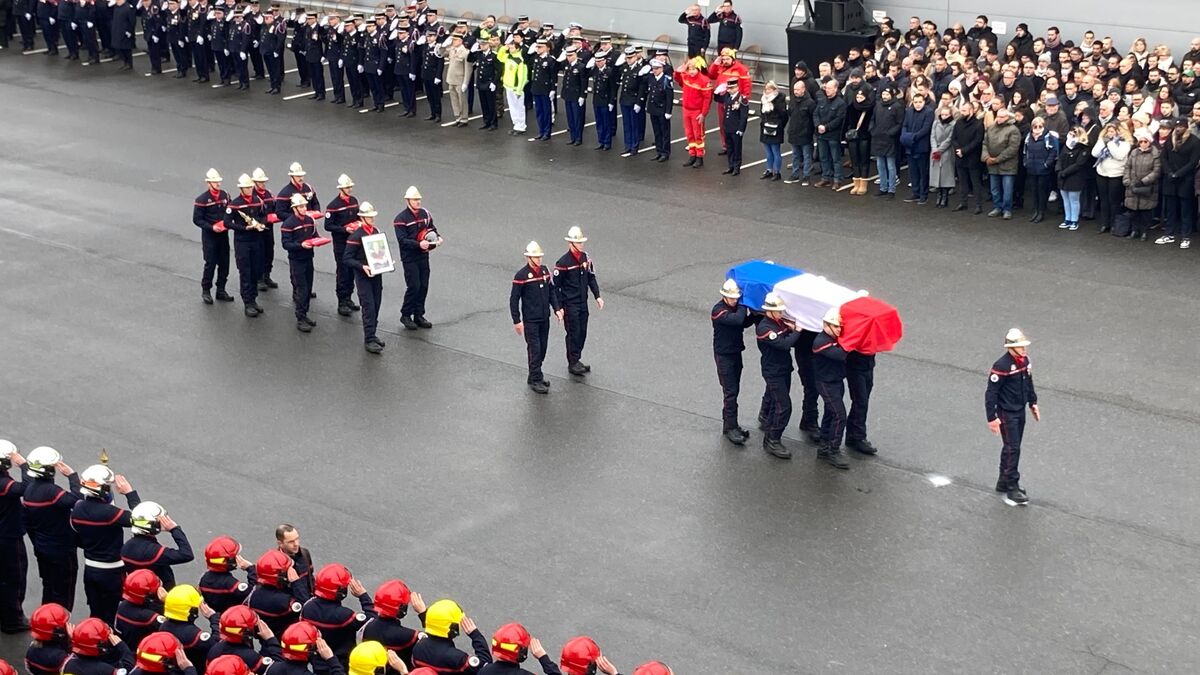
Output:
[386,650,407,674]
[56,461,74,476]
[256,619,274,640]
[114,475,134,494]
[529,638,547,659]
[286,566,300,583]
[410,591,426,614]
[315,637,334,660]
[199,601,215,619]
[159,514,178,531]
[348,577,367,597]
[596,656,619,675]
[236,554,252,570]
[1030,404,1041,422]
[174,648,193,671]
[8,450,26,466]
[459,616,477,634]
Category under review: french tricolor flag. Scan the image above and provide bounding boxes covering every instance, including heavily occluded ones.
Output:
[727,260,904,354]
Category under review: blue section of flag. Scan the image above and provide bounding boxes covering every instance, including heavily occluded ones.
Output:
[726,260,804,311]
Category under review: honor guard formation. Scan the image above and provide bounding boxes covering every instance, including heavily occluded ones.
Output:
[0,443,677,675]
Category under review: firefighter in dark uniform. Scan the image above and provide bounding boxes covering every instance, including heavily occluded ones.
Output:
[227,173,269,317]
[287,7,308,88]
[559,45,587,145]
[71,463,141,625]
[62,618,136,675]
[250,167,281,277]
[280,194,320,333]
[527,39,556,140]
[77,0,101,65]
[0,442,30,634]
[359,580,426,671]
[645,59,675,161]
[115,570,164,648]
[812,308,851,469]
[207,605,283,673]
[129,631,198,675]
[193,168,233,305]
[363,20,387,111]
[244,1,264,79]
[264,622,343,675]
[468,34,499,129]
[754,294,801,459]
[392,186,441,331]
[208,6,231,85]
[318,175,358,316]
[419,29,445,121]
[187,0,209,82]
[246,550,305,638]
[304,13,326,99]
[392,15,417,116]
[300,564,374,674]
[552,226,603,376]
[197,535,255,614]
[711,279,759,445]
[616,46,650,156]
[273,162,319,289]
[25,603,72,675]
[510,241,561,394]
[381,8,400,101]
[587,49,618,150]
[37,0,59,55]
[160,584,219,673]
[140,0,166,75]
[260,9,285,94]
[341,14,364,108]
[21,447,81,609]
[478,623,562,675]
[411,600,491,674]
[677,4,710,58]
[165,0,191,78]
[323,14,346,104]
[343,202,387,354]
[845,349,879,455]
[986,328,1040,505]
[227,11,252,90]
[121,501,195,589]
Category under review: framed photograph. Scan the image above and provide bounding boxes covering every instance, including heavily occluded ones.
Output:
[361,233,395,275]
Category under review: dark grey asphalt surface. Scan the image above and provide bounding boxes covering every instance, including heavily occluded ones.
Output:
[3,50,1200,675]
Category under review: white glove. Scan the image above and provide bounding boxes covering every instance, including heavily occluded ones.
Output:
[433,77,440,84]
[578,97,584,106]
[197,36,204,44]
[556,51,566,62]
[252,40,258,48]
[735,130,742,136]
[48,16,55,24]
[223,48,229,55]
[409,72,416,80]
[24,13,31,20]
[320,56,327,64]
[549,90,556,100]
[87,21,94,28]
[71,22,77,30]
[377,68,382,76]
[388,29,398,40]
[441,36,452,48]
[178,39,184,47]
[615,53,626,66]
[638,64,651,76]
[664,112,671,119]
[124,31,131,37]
[357,64,363,73]
[470,42,478,52]
[318,15,327,27]
[633,104,641,113]
[489,82,495,91]
[586,57,595,69]
[254,15,261,24]
[205,9,213,19]
[714,82,727,95]
[240,51,246,60]
[273,52,279,58]
[337,59,343,68]
[416,35,425,45]
[608,103,614,111]
[152,35,159,42]
[459,82,467,91]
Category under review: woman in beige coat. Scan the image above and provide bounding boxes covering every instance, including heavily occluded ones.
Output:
[1123,128,1162,240]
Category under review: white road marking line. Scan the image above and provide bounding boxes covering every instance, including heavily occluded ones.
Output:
[282,87,333,101]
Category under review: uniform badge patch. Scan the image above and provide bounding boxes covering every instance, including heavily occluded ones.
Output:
[768,331,777,340]
[527,273,533,278]
[468,657,481,668]
[237,582,248,591]
[990,374,999,382]
[552,269,559,276]
[200,632,211,641]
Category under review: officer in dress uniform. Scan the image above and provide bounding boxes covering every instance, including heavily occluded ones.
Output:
[186,0,209,82]
[341,14,364,108]
[25,603,72,675]
[616,46,649,156]
[227,10,252,89]
[323,14,346,104]
[478,624,562,675]
[711,279,759,445]
[21,447,81,609]
[343,202,386,354]
[468,35,499,130]
[114,570,163,648]
[358,580,426,671]
[587,49,618,150]
[77,0,101,65]
[410,600,491,674]
[392,186,441,331]
[419,29,445,121]
[197,535,256,614]
[58,0,78,60]
[246,550,304,638]
[391,15,417,116]
[273,162,319,289]
[645,59,675,161]
[559,45,587,145]
[363,20,387,112]
[985,328,1040,505]
[264,623,343,675]
[160,585,219,673]
[140,0,166,75]
[527,39,556,140]
[61,618,136,675]
[121,501,194,589]
[754,294,801,459]
[299,564,373,675]
[510,241,562,394]
[70,464,141,625]
[552,226,603,376]
[259,9,285,93]
[227,173,269,317]
[279,194,320,333]
[208,5,230,85]
[715,75,749,175]
[287,7,308,87]
[812,309,851,469]
[206,605,282,673]
[165,0,191,78]
[303,13,325,99]
[37,0,60,56]
[0,442,30,634]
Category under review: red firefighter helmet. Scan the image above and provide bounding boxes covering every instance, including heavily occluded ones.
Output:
[372,580,412,619]
[559,636,601,675]
[408,670,438,675]
[206,654,251,675]
[123,569,162,605]
[71,618,113,657]
[30,603,71,642]
[255,550,293,588]
[204,536,241,573]
[280,621,320,662]
[218,605,259,643]
[136,632,183,673]
[0,659,16,675]
[491,623,531,663]
[313,563,352,601]
[632,662,673,675]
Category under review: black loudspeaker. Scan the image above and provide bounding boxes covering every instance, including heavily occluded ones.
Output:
[811,0,865,33]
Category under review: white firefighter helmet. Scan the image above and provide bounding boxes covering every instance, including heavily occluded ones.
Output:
[289,194,308,209]
[336,174,355,189]
[720,279,741,299]
[80,464,116,498]
[26,446,63,478]
[564,226,588,243]
[523,241,544,257]
[403,185,422,200]
[204,168,223,183]
[1004,328,1031,348]
[358,201,378,218]
[0,439,16,456]
[761,292,786,312]
[251,167,269,182]
[822,307,842,327]
[287,162,306,176]
[236,173,254,189]
[130,501,166,535]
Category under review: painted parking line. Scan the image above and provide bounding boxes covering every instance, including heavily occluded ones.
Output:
[283,87,334,100]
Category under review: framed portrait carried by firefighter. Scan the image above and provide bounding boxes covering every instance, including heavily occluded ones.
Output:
[361,233,395,276]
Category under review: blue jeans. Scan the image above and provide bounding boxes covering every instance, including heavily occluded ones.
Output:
[875,156,897,193]
[990,174,1015,212]
[790,143,814,179]
[817,139,842,181]
[1061,190,1081,222]
[763,143,782,173]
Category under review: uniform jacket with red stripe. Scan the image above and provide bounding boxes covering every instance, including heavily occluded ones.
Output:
[71,491,141,563]
[985,352,1038,421]
[551,250,600,307]
[121,528,194,589]
[756,315,802,378]
[22,473,82,556]
[198,567,257,614]
[115,599,163,648]
[812,331,848,382]
[0,469,28,538]
[410,631,492,674]
[194,189,231,232]
[510,264,560,324]
[206,635,283,674]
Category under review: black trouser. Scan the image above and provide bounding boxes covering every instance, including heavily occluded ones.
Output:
[686,42,705,58]
[233,50,249,85]
[148,36,165,72]
[366,70,385,108]
[714,352,743,432]
[956,158,985,207]
[650,113,670,156]
[846,365,873,443]
[794,331,820,430]
[1030,173,1052,213]
[213,50,230,82]
[760,375,792,442]
[264,50,281,90]
[234,237,263,304]
[1097,175,1124,229]
[329,60,344,100]
[997,408,1026,485]
[354,271,382,343]
[479,83,497,126]
[201,230,230,291]
[400,256,430,318]
[397,72,416,112]
[0,538,28,628]
[171,37,190,73]
[293,49,309,85]
[117,47,133,67]
[724,131,743,169]
[19,11,37,49]
[347,65,363,102]
[260,227,275,281]
[563,304,589,365]
[34,549,77,610]
[848,137,871,177]
[1165,193,1197,238]
[383,62,395,99]
[39,13,58,52]
[1081,169,1097,218]
[309,60,325,96]
[289,257,313,320]
[191,41,208,79]
[83,564,124,626]
[329,232,354,304]
[249,45,264,77]
[423,78,442,117]
[1130,208,1153,236]
[79,23,99,61]
[524,320,549,383]
[815,379,847,449]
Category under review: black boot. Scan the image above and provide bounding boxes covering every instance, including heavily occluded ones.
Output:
[682,156,696,167]
[762,437,791,459]
[693,157,703,169]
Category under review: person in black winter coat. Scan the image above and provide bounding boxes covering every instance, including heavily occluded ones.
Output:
[677,4,709,58]
[757,81,789,180]
[784,80,816,183]
[110,0,136,69]
[1157,121,1200,247]
[899,95,934,203]
[869,86,903,196]
[951,101,985,212]
[1055,126,1092,230]
[844,80,875,194]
